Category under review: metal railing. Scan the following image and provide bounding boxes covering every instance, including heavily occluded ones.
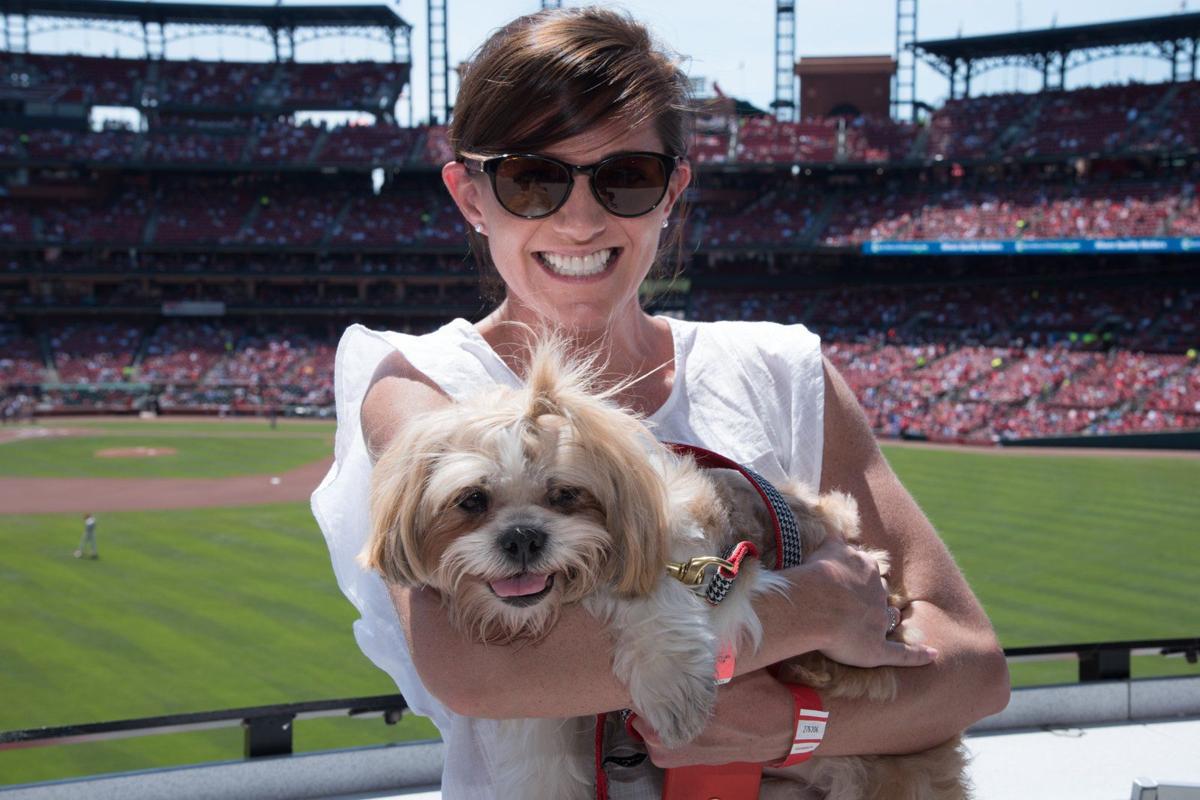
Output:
[0,694,408,759]
[1004,636,1199,682]
[1,637,1196,759]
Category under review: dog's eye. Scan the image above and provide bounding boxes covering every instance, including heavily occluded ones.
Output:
[457,489,489,514]
[547,486,581,509]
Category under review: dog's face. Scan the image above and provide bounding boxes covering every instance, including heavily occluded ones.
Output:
[365,351,668,643]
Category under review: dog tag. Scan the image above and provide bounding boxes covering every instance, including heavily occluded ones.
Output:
[715,642,735,685]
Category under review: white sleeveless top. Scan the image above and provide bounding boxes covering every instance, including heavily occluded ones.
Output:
[310,316,824,799]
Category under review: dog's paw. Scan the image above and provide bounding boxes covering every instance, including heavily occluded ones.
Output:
[631,664,717,748]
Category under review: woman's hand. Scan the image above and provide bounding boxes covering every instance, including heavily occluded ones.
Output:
[631,669,794,768]
[797,534,937,669]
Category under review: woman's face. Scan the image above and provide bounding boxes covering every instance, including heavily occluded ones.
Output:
[444,123,691,333]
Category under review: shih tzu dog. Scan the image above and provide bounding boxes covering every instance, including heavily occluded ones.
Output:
[364,343,969,800]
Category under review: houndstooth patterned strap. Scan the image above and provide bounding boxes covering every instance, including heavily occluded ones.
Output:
[739,463,802,569]
[665,442,803,570]
[704,539,760,605]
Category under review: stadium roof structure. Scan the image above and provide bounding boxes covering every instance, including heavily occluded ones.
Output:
[913,12,1200,99]
[0,0,410,62]
[0,0,407,30]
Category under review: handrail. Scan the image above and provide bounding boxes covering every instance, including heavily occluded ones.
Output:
[0,694,408,758]
[1004,636,1199,681]
[1,637,1196,756]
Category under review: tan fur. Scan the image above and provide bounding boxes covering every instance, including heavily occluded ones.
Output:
[363,341,969,798]
[364,341,668,643]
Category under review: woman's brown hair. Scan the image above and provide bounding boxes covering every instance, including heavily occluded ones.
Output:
[448,7,694,301]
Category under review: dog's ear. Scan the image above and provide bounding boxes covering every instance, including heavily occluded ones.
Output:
[565,400,668,597]
[362,425,440,586]
[603,436,669,597]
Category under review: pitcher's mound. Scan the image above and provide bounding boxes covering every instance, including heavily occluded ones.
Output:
[96,446,178,458]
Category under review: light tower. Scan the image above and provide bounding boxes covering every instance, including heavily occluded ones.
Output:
[893,0,918,120]
[428,0,449,124]
[773,0,797,121]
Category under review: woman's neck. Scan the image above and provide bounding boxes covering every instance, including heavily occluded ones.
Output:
[475,298,675,415]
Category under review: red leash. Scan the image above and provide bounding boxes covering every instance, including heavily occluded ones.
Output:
[594,443,805,800]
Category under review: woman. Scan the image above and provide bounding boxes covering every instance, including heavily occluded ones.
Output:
[311,7,1008,797]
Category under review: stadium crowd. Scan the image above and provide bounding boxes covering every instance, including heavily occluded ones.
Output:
[2,282,1196,441]
[2,53,1198,443]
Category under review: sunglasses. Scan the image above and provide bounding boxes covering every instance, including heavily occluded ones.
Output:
[459,151,681,220]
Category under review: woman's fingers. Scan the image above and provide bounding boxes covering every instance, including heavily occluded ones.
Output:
[888,639,939,666]
[796,536,937,668]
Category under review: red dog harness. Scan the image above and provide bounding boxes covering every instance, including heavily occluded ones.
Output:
[594,443,805,800]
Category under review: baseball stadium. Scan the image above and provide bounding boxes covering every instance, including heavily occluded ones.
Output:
[0,0,1198,798]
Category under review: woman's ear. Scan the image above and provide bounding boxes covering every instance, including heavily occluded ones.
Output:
[660,159,692,219]
[442,160,487,233]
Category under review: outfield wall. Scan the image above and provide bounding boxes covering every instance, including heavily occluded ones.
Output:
[1004,431,1200,450]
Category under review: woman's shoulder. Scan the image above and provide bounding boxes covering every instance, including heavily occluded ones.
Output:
[336,318,475,358]
[336,318,475,377]
[335,318,514,404]
[667,316,822,361]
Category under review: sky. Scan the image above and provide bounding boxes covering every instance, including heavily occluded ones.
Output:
[11,0,1194,124]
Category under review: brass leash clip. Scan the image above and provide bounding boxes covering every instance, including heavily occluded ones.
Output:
[665,555,735,587]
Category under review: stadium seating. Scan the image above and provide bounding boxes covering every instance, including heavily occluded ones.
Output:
[315,123,421,165]
[697,188,821,246]
[48,323,142,384]
[0,323,45,385]
[1142,81,1200,152]
[927,93,1029,160]
[821,181,1188,245]
[2,48,1197,442]
[1007,83,1172,157]
[153,180,256,246]
[138,321,243,383]
[735,117,840,163]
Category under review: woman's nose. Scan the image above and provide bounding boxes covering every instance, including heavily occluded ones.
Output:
[550,174,606,239]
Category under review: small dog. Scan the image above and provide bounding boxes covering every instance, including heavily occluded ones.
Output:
[364,344,968,799]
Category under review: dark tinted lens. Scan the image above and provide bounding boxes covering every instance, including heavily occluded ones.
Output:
[493,156,571,218]
[593,155,668,216]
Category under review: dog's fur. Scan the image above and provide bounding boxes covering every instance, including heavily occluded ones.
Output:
[364,344,969,799]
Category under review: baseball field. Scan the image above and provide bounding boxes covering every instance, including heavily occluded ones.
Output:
[1,417,1198,786]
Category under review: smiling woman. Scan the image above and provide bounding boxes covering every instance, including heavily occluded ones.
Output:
[312,7,1006,800]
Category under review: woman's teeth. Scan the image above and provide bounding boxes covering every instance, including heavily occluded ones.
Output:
[540,249,613,276]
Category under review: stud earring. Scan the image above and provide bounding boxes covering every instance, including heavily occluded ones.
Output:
[474,224,484,234]
[661,219,669,229]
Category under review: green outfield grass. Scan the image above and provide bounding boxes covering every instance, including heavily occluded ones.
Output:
[54,419,336,436]
[0,423,333,478]
[1,441,1198,785]
[0,503,436,785]
[879,445,1200,687]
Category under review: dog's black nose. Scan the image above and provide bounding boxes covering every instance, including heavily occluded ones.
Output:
[498,526,547,566]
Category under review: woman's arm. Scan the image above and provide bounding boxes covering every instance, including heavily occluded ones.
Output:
[816,355,1010,753]
[364,352,933,719]
[637,358,1010,765]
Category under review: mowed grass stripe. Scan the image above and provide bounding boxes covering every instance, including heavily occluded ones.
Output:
[38,419,337,435]
[882,445,1200,647]
[0,433,332,478]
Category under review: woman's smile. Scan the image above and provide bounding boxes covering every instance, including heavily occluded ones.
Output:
[534,247,620,280]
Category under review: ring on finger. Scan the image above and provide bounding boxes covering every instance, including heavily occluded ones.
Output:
[885,605,901,635]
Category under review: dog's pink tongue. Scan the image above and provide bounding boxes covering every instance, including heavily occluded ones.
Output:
[490,573,549,597]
